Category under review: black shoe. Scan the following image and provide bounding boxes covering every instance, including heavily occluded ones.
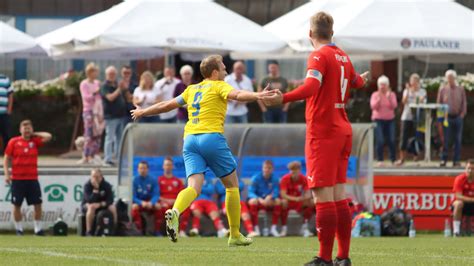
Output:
[16,230,24,236]
[440,161,447,167]
[85,231,93,237]
[334,257,352,266]
[304,257,334,266]
[34,230,45,236]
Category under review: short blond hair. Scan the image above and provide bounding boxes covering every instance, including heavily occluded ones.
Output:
[139,71,155,90]
[85,63,98,75]
[200,55,223,78]
[310,12,334,40]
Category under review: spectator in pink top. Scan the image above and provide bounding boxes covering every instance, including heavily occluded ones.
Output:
[370,75,398,166]
[78,63,105,165]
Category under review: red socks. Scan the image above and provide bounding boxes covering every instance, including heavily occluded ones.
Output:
[131,207,143,231]
[179,209,190,231]
[316,202,337,262]
[335,199,352,259]
[243,217,254,233]
[249,203,259,226]
[281,207,289,226]
[272,205,282,225]
[212,217,224,230]
[192,215,201,230]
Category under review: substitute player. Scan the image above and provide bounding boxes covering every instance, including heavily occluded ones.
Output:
[131,55,272,246]
[280,161,313,237]
[3,120,52,235]
[157,156,190,237]
[189,175,227,237]
[263,12,369,266]
[452,159,474,237]
[216,178,259,237]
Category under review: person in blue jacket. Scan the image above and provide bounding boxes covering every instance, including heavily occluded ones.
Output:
[248,160,282,237]
[216,179,258,237]
[189,174,227,237]
[131,161,160,235]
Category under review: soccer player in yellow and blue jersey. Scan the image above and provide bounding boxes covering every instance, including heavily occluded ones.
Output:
[131,55,272,246]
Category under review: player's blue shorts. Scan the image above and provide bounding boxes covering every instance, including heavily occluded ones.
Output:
[183,133,237,178]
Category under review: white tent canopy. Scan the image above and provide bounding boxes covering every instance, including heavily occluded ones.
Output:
[0,21,40,55]
[37,0,286,59]
[233,0,474,61]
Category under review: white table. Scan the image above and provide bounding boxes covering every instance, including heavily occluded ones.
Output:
[408,103,449,163]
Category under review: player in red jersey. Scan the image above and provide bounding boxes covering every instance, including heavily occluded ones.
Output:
[157,157,190,237]
[3,120,52,236]
[263,12,369,266]
[452,159,474,237]
[279,161,313,237]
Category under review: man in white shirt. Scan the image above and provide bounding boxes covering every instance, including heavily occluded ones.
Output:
[224,61,254,123]
[154,66,180,123]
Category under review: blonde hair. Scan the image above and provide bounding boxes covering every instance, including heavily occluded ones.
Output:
[139,71,155,90]
[200,55,223,78]
[85,63,98,75]
[310,12,334,40]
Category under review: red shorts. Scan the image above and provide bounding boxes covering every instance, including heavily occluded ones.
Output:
[305,135,352,188]
[221,201,250,214]
[286,201,303,212]
[159,200,174,211]
[190,199,219,214]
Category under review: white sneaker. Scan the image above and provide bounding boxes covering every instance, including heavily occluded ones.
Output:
[217,228,228,238]
[247,231,260,238]
[270,225,280,237]
[303,228,313,237]
[179,230,188,238]
[280,225,287,237]
[189,228,199,237]
[254,226,261,236]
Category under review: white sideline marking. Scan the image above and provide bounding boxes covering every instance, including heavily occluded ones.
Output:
[0,248,161,266]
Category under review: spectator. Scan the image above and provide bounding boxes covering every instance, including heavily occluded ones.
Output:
[133,71,159,123]
[82,168,117,236]
[189,175,228,237]
[224,61,254,123]
[216,178,259,237]
[248,160,282,237]
[120,65,138,121]
[131,161,161,235]
[370,75,398,166]
[3,120,52,236]
[280,161,313,237]
[396,73,426,166]
[0,74,13,152]
[451,159,474,236]
[101,66,131,166]
[174,65,193,124]
[257,61,289,123]
[78,63,104,165]
[154,66,180,123]
[437,70,467,167]
[157,157,190,237]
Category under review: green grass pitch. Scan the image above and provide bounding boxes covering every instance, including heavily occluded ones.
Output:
[0,235,472,265]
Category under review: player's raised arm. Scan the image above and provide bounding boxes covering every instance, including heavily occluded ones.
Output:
[351,71,370,89]
[130,97,181,121]
[227,86,274,102]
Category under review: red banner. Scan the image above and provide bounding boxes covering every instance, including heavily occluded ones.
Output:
[373,175,455,230]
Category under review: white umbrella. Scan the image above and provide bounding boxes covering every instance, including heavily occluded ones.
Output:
[37,0,285,59]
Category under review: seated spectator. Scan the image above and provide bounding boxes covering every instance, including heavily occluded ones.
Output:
[370,75,397,166]
[248,160,282,237]
[82,168,117,236]
[131,161,161,235]
[452,159,474,237]
[280,161,313,237]
[133,71,159,123]
[396,73,426,166]
[437,70,467,167]
[189,175,227,237]
[216,178,259,237]
[157,157,190,237]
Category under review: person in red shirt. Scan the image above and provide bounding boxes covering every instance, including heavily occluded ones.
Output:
[280,161,313,237]
[452,159,474,236]
[3,120,52,236]
[157,157,190,237]
[263,12,369,266]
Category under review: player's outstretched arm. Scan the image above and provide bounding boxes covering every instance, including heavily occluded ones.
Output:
[227,87,274,103]
[130,98,180,121]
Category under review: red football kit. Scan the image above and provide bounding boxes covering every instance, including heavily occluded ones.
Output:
[453,173,474,199]
[5,136,44,180]
[157,176,189,232]
[283,44,365,188]
[280,173,312,225]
